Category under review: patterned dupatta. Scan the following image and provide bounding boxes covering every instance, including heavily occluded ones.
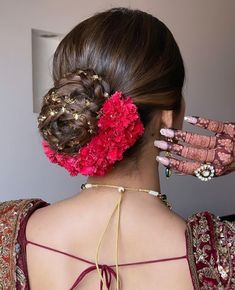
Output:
[0,199,49,289]
[185,211,235,289]
[0,198,234,290]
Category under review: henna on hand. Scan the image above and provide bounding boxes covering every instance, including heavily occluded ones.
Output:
[154,116,235,177]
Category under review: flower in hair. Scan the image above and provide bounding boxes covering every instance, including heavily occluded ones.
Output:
[42,91,145,176]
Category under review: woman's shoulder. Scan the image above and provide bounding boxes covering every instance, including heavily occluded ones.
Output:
[0,198,49,289]
[185,210,235,289]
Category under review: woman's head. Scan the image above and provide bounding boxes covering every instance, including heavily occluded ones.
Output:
[38,7,185,173]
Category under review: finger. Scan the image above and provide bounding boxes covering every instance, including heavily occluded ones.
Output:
[168,142,216,163]
[184,116,227,134]
[160,128,217,149]
[174,170,187,176]
[223,122,235,137]
[155,140,216,163]
[156,155,201,175]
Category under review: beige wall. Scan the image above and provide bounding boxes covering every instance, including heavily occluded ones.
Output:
[0,0,234,218]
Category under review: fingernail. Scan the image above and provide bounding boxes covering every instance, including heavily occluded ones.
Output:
[184,116,197,124]
[154,140,168,150]
[160,128,174,138]
[156,156,170,166]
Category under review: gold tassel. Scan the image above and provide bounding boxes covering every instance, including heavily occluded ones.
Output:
[95,189,125,290]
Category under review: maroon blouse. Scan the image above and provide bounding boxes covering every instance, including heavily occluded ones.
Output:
[0,198,234,290]
[16,201,192,289]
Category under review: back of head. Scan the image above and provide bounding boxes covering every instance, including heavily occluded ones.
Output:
[38,7,185,168]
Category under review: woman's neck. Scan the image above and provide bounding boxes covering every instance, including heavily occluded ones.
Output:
[82,151,169,211]
[87,145,160,189]
[70,149,186,235]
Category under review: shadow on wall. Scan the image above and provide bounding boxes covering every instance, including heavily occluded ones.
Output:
[32,28,64,113]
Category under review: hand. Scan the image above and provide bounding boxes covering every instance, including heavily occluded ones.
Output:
[154,116,235,177]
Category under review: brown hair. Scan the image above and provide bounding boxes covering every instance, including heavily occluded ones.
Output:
[38,7,185,160]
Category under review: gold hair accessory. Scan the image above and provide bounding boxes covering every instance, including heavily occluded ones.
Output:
[73,113,86,121]
[77,70,87,75]
[92,74,102,81]
[49,110,56,116]
[68,139,80,147]
[64,95,75,104]
[80,183,172,290]
[73,113,79,120]
[37,115,46,123]
[43,128,51,136]
[85,99,91,106]
[51,91,61,103]
[38,71,110,131]
[56,144,64,150]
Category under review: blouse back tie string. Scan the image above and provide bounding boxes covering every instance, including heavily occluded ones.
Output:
[69,264,117,290]
[25,188,187,290]
[94,188,125,290]
[26,238,187,290]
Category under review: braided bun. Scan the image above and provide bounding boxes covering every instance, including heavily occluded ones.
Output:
[37,69,110,154]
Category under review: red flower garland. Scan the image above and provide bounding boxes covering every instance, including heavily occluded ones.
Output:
[42,91,145,176]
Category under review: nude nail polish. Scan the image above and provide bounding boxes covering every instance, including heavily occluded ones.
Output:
[154,140,168,150]
[160,128,174,138]
[184,116,197,124]
[156,156,170,166]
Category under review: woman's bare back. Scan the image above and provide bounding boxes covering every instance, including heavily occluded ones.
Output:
[25,192,194,290]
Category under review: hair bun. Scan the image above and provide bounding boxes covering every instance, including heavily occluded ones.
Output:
[37,69,110,154]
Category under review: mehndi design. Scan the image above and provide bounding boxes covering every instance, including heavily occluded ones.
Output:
[155,116,235,178]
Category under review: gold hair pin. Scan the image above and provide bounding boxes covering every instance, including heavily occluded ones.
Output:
[92,74,102,81]
[85,99,90,106]
[50,110,56,116]
[76,70,87,75]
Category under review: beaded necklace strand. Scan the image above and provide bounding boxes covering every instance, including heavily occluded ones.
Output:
[80,183,172,290]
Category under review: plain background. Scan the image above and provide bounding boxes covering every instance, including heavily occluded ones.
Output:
[0,0,234,218]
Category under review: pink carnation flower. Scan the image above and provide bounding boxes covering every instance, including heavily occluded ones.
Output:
[42,91,145,176]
